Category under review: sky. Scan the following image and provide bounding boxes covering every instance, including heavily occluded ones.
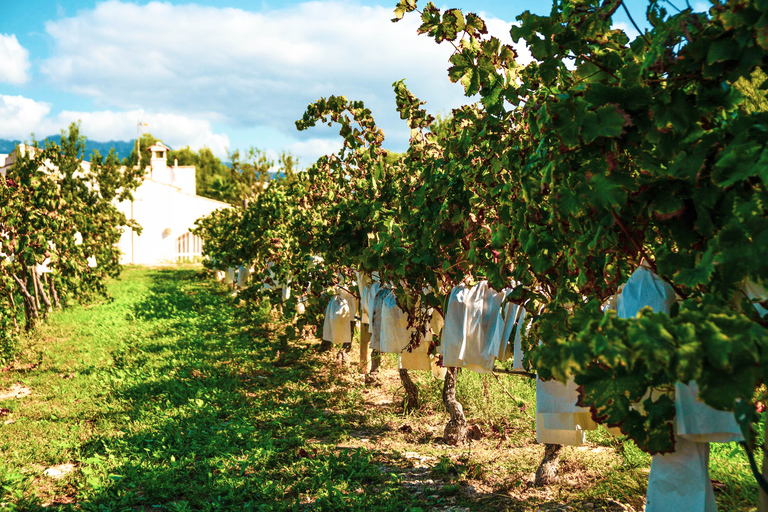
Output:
[0,0,694,167]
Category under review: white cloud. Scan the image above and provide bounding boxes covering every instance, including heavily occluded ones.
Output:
[0,95,51,138]
[0,34,31,85]
[287,138,344,166]
[0,94,230,157]
[60,110,231,156]
[40,1,526,154]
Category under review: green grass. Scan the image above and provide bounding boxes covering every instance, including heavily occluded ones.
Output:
[0,266,761,511]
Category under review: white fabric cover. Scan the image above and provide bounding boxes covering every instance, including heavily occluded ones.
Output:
[281,285,291,302]
[492,290,527,370]
[617,266,742,443]
[322,294,351,346]
[616,265,676,319]
[37,257,51,274]
[379,291,410,354]
[441,284,469,367]
[337,286,358,322]
[646,438,716,512]
[369,287,390,351]
[399,334,431,371]
[675,382,743,443]
[362,281,381,325]
[237,265,250,289]
[442,281,522,373]
[617,266,741,512]
[357,272,373,323]
[87,255,97,268]
[399,310,442,371]
[536,375,596,445]
[460,281,504,372]
[743,279,768,317]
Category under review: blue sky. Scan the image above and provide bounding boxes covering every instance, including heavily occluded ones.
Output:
[0,0,676,166]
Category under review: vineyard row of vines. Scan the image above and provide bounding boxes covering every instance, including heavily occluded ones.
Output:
[190,0,768,505]
[0,124,143,363]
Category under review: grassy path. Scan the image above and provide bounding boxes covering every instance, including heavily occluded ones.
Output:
[0,267,758,511]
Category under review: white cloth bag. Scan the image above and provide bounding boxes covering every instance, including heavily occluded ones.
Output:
[399,310,442,371]
[460,281,504,373]
[322,294,351,346]
[379,291,410,354]
[237,265,250,289]
[617,266,741,512]
[369,287,390,351]
[617,266,742,443]
[536,376,597,446]
[441,284,469,367]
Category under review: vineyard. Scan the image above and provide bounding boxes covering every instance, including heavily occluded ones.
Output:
[1,0,767,510]
[192,0,768,509]
[0,124,142,358]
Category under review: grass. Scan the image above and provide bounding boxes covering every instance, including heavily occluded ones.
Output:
[0,265,760,511]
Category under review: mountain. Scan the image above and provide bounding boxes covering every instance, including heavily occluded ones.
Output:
[0,137,138,161]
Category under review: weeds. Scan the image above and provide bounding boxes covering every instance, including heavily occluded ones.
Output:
[0,267,760,511]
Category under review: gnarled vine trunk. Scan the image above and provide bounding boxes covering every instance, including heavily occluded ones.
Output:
[399,368,418,411]
[49,276,61,309]
[6,292,18,330]
[12,273,38,330]
[534,444,563,486]
[33,268,52,312]
[442,366,466,445]
[359,324,370,373]
[365,349,382,385]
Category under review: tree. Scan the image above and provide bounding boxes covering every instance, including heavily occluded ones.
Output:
[228,146,273,203]
[120,133,160,169]
[167,145,239,204]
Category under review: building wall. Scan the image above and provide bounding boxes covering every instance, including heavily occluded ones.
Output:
[2,141,230,264]
[116,179,229,264]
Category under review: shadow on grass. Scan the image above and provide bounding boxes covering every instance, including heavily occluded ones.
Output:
[9,269,662,512]
[48,269,416,511]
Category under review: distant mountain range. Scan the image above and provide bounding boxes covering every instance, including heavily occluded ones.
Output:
[0,137,141,161]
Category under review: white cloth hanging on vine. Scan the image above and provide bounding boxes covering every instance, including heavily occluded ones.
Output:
[379,291,411,354]
[487,285,527,370]
[361,281,381,325]
[399,309,442,372]
[369,286,390,351]
[617,266,741,444]
[37,257,51,274]
[322,294,351,346]
[441,283,469,367]
[646,437,717,512]
[536,374,597,446]
[357,272,373,323]
[617,266,740,512]
[337,286,358,322]
[282,285,291,302]
[223,268,235,285]
[460,281,505,373]
[742,279,768,317]
[237,265,250,289]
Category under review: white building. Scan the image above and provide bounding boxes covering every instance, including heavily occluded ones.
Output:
[115,141,230,264]
[1,141,230,265]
